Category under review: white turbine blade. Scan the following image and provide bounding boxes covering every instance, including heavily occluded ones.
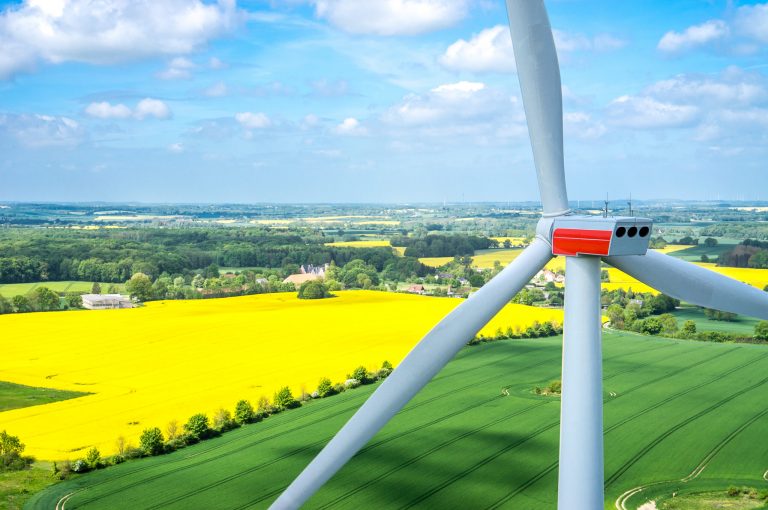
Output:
[270,239,553,510]
[605,250,768,320]
[506,0,569,217]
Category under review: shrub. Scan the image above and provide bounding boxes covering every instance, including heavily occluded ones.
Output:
[317,378,335,398]
[297,280,331,299]
[273,387,299,411]
[755,321,768,340]
[183,413,212,441]
[0,430,31,471]
[349,366,369,384]
[72,459,89,473]
[139,427,165,456]
[344,379,360,389]
[234,400,255,424]
[256,396,273,418]
[85,447,101,469]
[165,420,179,441]
[213,408,236,432]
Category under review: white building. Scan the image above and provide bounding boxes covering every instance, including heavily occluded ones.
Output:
[81,294,133,310]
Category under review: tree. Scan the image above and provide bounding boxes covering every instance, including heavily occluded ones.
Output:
[212,408,234,431]
[191,274,205,289]
[641,317,663,335]
[85,447,101,468]
[125,272,153,301]
[183,413,212,441]
[297,280,330,299]
[658,313,678,336]
[234,400,255,424]
[204,263,220,278]
[704,308,737,321]
[606,304,625,329]
[11,295,32,313]
[681,320,697,337]
[350,366,369,383]
[755,321,768,340]
[273,386,298,411]
[0,430,27,471]
[64,292,82,309]
[700,254,710,263]
[317,378,335,397]
[0,295,12,314]
[139,427,164,455]
[91,282,102,294]
[703,237,718,247]
[32,286,60,311]
[165,420,179,441]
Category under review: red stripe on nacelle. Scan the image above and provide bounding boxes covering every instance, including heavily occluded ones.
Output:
[552,228,612,256]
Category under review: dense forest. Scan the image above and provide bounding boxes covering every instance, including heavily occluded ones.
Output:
[0,228,403,284]
[718,239,768,268]
[391,234,495,258]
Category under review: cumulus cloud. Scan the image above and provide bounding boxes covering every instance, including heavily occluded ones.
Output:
[84,98,171,120]
[334,117,368,135]
[0,113,85,147]
[0,0,242,80]
[734,3,768,44]
[440,25,625,74]
[168,142,185,153]
[440,25,515,73]
[235,112,272,129]
[657,4,768,55]
[564,112,606,140]
[607,96,699,129]
[605,68,768,135]
[657,20,729,54]
[314,0,468,36]
[157,57,196,80]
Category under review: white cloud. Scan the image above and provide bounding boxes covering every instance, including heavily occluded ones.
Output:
[314,0,468,36]
[734,3,768,44]
[0,113,85,147]
[564,112,606,139]
[334,117,368,135]
[440,26,625,74]
[168,142,185,153]
[85,102,133,119]
[84,98,171,120]
[657,19,729,54]
[203,81,228,97]
[440,25,515,73]
[235,112,272,129]
[0,0,242,80]
[607,95,699,129]
[157,57,196,80]
[644,69,767,106]
[135,98,171,120]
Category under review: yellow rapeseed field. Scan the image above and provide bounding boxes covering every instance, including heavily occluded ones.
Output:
[0,291,563,460]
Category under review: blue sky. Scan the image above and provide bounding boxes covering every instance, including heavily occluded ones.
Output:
[0,0,767,204]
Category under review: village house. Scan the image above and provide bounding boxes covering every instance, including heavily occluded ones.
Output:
[406,284,425,295]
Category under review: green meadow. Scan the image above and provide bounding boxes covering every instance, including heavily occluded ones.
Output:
[26,332,768,509]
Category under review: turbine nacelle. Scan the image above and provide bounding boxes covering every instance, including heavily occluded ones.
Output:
[536,215,653,257]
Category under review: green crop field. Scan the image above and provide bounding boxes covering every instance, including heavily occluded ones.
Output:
[672,306,761,335]
[0,282,124,297]
[26,332,768,510]
[668,243,736,262]
[0,382,88,413]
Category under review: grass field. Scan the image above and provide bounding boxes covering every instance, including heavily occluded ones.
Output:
[324,240,392,248]
[0,382,87,413]
[0,282,123,297]
[25,332,768,510]
[0,291,562,460]
[671,306,761,335]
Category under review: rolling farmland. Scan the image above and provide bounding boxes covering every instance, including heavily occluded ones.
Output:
[27,332,768,509]
[0,291,562,460]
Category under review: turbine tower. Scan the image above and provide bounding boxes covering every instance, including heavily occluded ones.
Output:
[271,1,768,508]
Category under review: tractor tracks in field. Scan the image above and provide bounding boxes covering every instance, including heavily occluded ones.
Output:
[615,405,768,510]
[475,350,768,510]
[604,372,768,488]
[70,349,563,508]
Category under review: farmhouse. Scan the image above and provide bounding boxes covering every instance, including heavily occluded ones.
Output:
[406,284,425,295]
[283,273,323,286]
[81,294,133,310]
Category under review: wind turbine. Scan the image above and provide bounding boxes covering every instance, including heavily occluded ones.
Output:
[271,1,768,508]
